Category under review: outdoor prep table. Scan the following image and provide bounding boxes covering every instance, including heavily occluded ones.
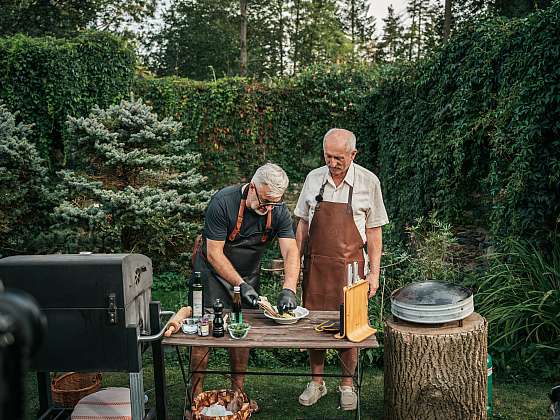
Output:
[153,309,379,419]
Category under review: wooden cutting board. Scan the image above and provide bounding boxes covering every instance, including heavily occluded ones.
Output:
[335,279,376,343]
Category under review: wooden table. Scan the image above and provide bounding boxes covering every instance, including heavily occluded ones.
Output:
[153,310,379,419]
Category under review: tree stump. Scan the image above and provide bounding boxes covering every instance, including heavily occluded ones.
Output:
[384,313,488,420]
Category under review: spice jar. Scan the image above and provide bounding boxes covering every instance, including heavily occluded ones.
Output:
[198,315,210,337]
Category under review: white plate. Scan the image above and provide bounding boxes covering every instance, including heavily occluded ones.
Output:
[263,306,309,325]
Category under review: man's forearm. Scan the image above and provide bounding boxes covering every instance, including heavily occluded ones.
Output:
[366,226,383,276]
[281,242,300,292]
[207,250,244,286]
[295,219,309,258]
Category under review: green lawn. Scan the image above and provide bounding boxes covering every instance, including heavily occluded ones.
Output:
[25,354,554,419]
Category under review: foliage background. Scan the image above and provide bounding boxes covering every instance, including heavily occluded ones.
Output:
[0,32,135,163]
[1,2,559,380]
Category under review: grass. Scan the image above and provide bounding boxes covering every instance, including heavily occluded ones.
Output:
[22,263,558,420]
[24,351,555,420]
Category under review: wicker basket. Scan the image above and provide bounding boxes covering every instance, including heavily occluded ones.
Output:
[51,372,102,408]
[190,389,254,420]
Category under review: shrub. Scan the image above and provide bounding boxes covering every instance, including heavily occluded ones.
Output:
[0,104,57,256]
[475,239,560,380]
[51,98,213,269]
[0,32,135,163]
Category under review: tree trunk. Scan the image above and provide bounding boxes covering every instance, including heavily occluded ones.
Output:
[351,0,356,64]
[443,0,452,42]
[293,0,301,75]
[278,0,284,75]
[240,0,248,76]
[417,4,423,60]
[384,313,488,420]
[408,3,416,61]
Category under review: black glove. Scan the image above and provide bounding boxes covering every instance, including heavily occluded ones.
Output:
[276,288,297,315]
[239,282,259,308]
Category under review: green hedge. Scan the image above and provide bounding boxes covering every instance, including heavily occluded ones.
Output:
[363,4,560,238]
[133,66,379,185]
[0,32,135,163]
[2,4,559,247]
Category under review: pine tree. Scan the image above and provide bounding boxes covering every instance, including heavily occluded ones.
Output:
[405,0,432,60]
[0,104,57,256]
[340,0,377,64]
[247,0,287,77]
[379,5,406,62]
[149,0,239,79]
[289,0,349,73]
[423,2,444,53]
[55,98,212,267]
[0,0,156,37]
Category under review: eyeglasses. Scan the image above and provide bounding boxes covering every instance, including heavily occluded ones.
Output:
[252,184,284,208]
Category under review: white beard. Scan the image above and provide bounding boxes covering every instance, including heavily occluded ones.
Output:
[252,206,269,216]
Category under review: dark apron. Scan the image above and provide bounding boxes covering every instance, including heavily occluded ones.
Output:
[302,180,365,311]
[190,185,273,309]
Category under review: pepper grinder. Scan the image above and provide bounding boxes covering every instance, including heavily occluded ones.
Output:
[212,298,225,337]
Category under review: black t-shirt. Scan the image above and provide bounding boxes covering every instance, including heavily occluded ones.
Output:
[203,184,295,241]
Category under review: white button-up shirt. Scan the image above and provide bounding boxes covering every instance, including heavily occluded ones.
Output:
[294,162,389,243]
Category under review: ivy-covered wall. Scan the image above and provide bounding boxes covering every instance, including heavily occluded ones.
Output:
[133,67,379,185]
[0,32,135,163]
[364,5,560,238]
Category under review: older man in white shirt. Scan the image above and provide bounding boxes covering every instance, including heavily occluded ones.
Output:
[294,128,389,411]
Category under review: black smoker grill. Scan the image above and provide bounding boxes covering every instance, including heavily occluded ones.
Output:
[0,253,173,419]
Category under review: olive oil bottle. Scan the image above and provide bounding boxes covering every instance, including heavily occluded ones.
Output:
[232,285,243,324]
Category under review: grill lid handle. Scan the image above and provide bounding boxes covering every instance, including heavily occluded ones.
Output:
[137,310,175,343]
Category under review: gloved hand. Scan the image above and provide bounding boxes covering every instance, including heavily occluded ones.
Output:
[276,288,297,314]
[239,282,259,308]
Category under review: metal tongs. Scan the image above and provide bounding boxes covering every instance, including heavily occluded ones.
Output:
[314,320,339,333]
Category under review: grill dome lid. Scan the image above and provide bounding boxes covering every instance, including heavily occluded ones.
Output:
[391,281,471,306]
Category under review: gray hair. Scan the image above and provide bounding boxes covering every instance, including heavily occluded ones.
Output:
[323,128,356,152]
[251,163,289,198]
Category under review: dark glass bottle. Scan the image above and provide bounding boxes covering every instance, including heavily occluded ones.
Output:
[212,299,224,338]
[232,285,243,324]
[192,272,203,318]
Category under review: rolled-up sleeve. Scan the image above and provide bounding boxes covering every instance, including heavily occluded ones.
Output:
[294,176,311,221]
[365,178,389,228]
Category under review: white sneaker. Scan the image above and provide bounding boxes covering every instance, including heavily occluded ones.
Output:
[339,385,357,410]
[298,381,327,406]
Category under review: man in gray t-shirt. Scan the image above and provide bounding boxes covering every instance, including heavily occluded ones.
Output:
[189,163,300,398]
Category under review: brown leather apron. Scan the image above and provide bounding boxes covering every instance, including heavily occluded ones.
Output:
[302,180,365,311]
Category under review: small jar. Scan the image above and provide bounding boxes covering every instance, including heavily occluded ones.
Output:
[198,315,210,337]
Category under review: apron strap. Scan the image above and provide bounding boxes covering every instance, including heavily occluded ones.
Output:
[228,184,249,242]
[261,208,273,243]
[347,185,354,214]
[228,184,273,243]
[315,180,328,207]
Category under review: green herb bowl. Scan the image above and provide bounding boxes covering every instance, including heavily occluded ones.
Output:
[228,322,251,340]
